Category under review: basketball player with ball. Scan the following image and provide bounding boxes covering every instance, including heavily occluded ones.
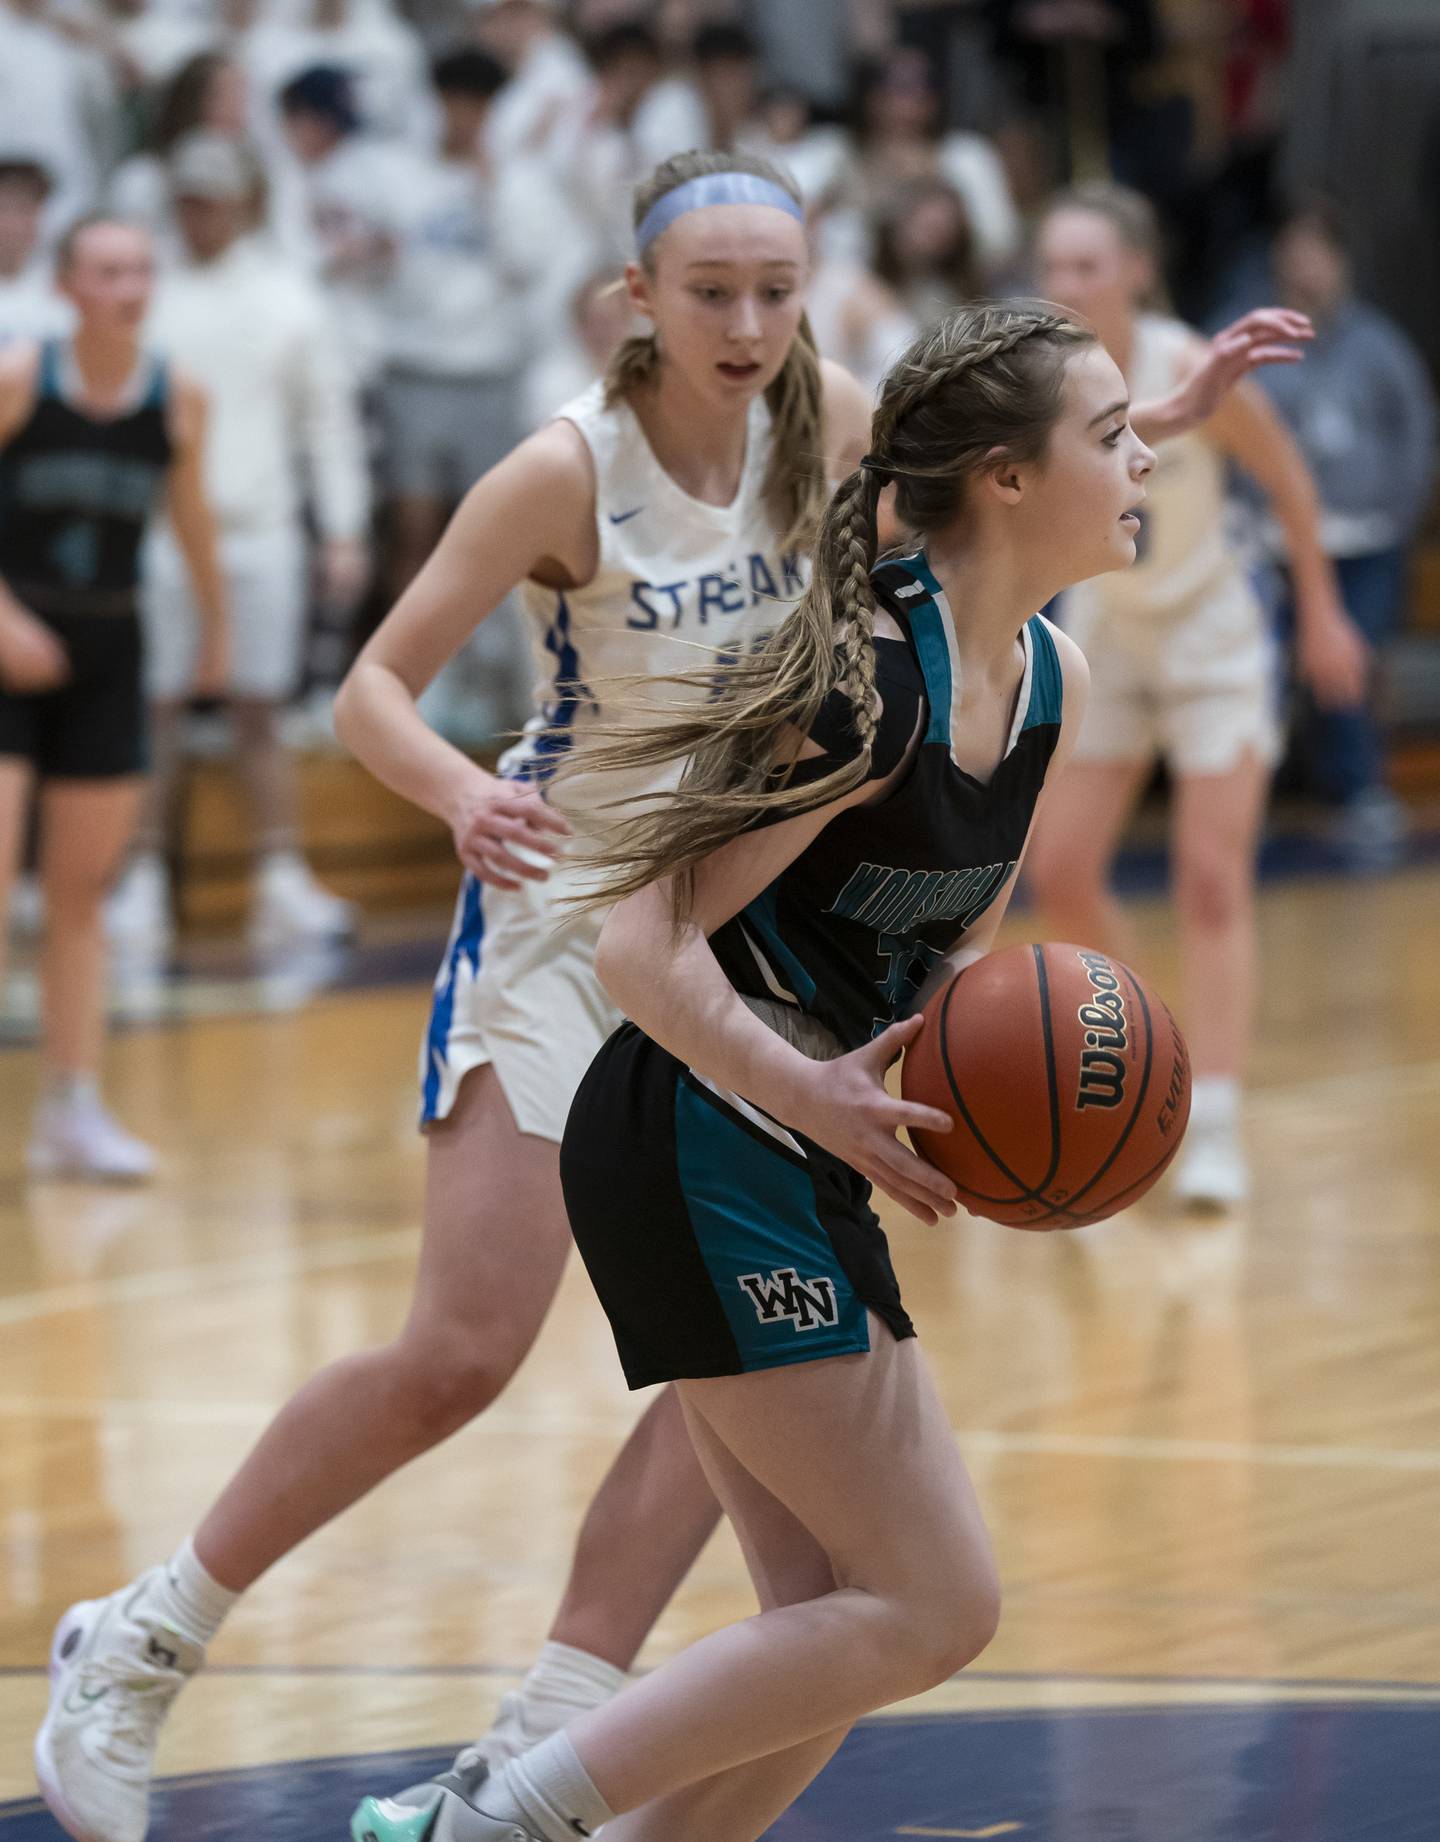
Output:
[350,298,1195,1842]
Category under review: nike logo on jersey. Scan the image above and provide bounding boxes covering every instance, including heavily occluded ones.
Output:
[609,505,644,524]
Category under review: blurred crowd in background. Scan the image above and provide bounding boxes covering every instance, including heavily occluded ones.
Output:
[0,0,1434,788]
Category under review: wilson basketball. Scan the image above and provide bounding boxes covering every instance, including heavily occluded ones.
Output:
[901,943,1191,1230]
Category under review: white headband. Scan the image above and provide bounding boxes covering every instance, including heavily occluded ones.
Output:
[636,172,805,253]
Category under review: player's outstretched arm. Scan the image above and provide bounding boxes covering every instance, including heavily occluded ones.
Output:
[334,421,599,888]
[1130,309,1315,447]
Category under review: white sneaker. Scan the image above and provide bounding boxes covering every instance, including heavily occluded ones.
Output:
[10,871,44,937]
[35,1574,203,1842]
[379,1693,555,1826]
[249,854,357,951]
[106,857,174,955]
[28,1093,157,1184]
[352,1755,541,1842]
[1172,1118,1249,1211]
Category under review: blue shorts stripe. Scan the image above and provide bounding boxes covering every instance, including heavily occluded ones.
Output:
[421,876,485,1121]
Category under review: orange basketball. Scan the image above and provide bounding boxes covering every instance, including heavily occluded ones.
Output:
[901,943,1192,1230]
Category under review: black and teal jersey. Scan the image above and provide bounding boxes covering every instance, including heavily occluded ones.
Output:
[709,550,1065,1050]
[0,338,173,618]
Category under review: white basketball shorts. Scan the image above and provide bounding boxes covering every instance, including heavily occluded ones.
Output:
[1062,569,1282,777]
[143,522,307,702]
[420,860,620,1142]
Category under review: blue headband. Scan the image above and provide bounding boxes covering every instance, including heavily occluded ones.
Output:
[636,172,805,253]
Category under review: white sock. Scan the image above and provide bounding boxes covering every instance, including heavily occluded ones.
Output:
[486,1732,616,1842]
[42,1073,100,1111]
[142,1538,240,1647]
[519,1641,628,1714]
[1190,1076,1241,1130]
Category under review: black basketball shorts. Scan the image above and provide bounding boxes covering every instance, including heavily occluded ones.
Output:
[561,1022,916,1390]
[0,610,147,779]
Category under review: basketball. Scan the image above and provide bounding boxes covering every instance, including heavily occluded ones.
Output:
[902,943,1192,1230]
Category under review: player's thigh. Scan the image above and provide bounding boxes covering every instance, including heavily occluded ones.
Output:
[404,1061,573,1355]
[1171,750,1270,895]
[679,1393,834,1611]
[38,776,145,901]
[680,1325,996,1614]
[1026,755,1151,895]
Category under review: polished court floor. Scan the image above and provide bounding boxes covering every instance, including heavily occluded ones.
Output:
[1,865,1439,1839]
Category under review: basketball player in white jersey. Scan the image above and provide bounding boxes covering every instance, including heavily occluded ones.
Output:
[1025,183,1368,1210]
[35,147,1322,1842]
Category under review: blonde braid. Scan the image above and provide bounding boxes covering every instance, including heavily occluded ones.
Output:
[827,468,883,754]
[869,313,1076,469]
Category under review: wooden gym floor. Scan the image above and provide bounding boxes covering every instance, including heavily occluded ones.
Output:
[1,864,1439,1838]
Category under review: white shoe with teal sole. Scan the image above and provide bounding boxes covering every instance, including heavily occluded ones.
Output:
[351,1756,541,1842]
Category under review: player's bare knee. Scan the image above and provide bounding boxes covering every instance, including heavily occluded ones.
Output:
[387,1325,521,1438]
[1176,855,1246,932]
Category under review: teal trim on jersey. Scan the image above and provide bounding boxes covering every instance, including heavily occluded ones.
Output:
[673,1079,869,1371]
[1022,616,1063,731]
[904,556,954,747]
[141,354,167,413]
[38,339,62,399]
[742,883,817,1006]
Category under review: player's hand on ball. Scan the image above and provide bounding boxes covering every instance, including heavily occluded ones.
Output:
[451,778,571,890]
[788,1012,957,1225]
[1298,601,1369,708]
[0,607,70,693]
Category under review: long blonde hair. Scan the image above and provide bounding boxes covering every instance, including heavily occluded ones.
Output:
[570,302,1094,919]
[604,149,826,554]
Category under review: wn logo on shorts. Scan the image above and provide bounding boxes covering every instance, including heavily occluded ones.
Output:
[737,1268,840,1332]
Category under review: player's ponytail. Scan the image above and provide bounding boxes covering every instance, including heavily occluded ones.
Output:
[570,301,1094,919]
[603,148,827,552]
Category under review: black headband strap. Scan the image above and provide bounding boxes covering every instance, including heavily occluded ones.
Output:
[858,453,892,482]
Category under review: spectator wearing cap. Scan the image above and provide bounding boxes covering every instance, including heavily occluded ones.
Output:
[246,0,433,153]
[107,52,261,266]
[112,130,371,953]
[0,159,73,346]
[275,64,416,387]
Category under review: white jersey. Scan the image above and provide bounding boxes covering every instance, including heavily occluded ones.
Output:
[501,381,805,835]
[1077,314,1235,619]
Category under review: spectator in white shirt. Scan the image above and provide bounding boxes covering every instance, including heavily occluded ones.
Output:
[0,0,121,233]
[108,52,258,264]
[113,132,372,953]
[0,158,73,345]
[546,20,670,274]
[275,63,410,386]
[246,0,433,150]
[471,0,590,165]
